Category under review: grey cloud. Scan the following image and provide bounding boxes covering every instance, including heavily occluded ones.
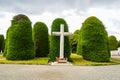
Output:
[0,0,120,14]
[0,0,91,14]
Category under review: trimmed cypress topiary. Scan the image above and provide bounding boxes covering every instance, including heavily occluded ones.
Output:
[6,14,35,60]
[33,22,49,57]
[0,34,4,53]
[76,30,82,55]
[108,35,118,50]
[49,18,71,61]
[70,30,80,53]
[118,40,120,48]
[80,16,110,62]
[3,28,10,57]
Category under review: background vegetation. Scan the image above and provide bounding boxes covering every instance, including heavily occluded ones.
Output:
[33,22,49,57]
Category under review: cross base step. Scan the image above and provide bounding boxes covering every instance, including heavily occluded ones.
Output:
[51,62,72,66]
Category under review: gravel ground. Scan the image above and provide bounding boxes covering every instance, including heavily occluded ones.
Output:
[0,64,120,80]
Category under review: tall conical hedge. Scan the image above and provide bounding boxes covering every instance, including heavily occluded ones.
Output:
[108,35,118,50]
[3,28,10,57]
[70,30,80,53]
[6,14,35,60]
[76,30,82,55]
[0,34,4,53]
[49,18,71,61]
[80,16,110,62]
[33,22,49,57]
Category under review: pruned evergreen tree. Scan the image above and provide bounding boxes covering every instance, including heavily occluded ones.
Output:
[118,40,120,48]
[80,16,110,62]
[3,28,10,57]
[0,34,4,53]
[6,14,35,60]
[49,18,71,61]
[70,30,80,53]
[76,30,82,55]
[108,35,118,50]
[33,22,49,57]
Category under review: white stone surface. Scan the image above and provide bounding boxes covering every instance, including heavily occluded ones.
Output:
[51,62,73,66]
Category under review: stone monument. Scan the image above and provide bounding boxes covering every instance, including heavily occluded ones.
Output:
[51,24,72,65]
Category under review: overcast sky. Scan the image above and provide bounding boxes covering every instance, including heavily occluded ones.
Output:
[0,0,120,40]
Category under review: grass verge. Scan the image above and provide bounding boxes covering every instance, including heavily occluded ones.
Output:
[71,54,120,66]
[0,55,49,65]
[0,54,120,66]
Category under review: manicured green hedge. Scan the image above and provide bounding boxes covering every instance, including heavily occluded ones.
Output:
[70,30,80,53]
[0,34,4,53]
[108,35,118,50]
[80,16,110,62]
[76,30,82,55]
[3,28,10,57]
[49,18,71,61]
[118,40,120,48]
[6,14,35,60]
[33,22,49,57]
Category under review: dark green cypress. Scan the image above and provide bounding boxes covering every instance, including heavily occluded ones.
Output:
[70,30,80,53]
[6,14,35,60]
[0,34,4,53]
[33,22,49,57]
[80,16,110,62]
[76,30,82,55]
[108,35,118,50]
[3,28,10,57]
[49,18,71,61]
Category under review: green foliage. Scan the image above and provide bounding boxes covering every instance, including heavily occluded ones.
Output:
[76,30,82,55]
[49,18,71,61]
[33,22,49,57]
[108,35,118,50]
[0,34,5,53]
[70,30,80,53]
[3,28,10,57]
[118,40,120,48]
[80,16,110,62]
[6,14,35,60]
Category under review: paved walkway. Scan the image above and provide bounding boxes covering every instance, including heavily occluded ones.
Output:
[0,64,120,80]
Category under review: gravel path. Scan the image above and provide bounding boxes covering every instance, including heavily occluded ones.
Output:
[0,64,120,80]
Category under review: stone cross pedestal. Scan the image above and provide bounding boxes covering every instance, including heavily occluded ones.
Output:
[52,24,72,63]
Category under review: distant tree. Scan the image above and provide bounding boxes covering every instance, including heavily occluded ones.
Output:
[6,14,35,60]
[76,30,82,55]
[70,30,80,53]
[108,35,118,50]
[79,16,110,62]
[0,34,4,53]
[49,18,71,61]
[33,22,49,57]
[118,40,120,48]
[3,28,10,57]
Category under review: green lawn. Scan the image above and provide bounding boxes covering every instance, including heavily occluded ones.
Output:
[71,54,120,66]
[0,54,120,66]
[0,55,49,65]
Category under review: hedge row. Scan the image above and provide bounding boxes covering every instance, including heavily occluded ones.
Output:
[77,16,110,62]
[33,22,49,57]
[49,18,71,61]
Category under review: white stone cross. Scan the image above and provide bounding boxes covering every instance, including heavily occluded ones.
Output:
[52,24,72,59]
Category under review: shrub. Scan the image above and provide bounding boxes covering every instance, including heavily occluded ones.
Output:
[118,40,120,48]
[33,22,49,57]
[0,34,4,53]
[6,14,35,60]
[3,28,10,57]
[108,35,118,50]
[76,30,82,55]
[80,16,110,62]
[49,18,71,61]
[70,30,80,53]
